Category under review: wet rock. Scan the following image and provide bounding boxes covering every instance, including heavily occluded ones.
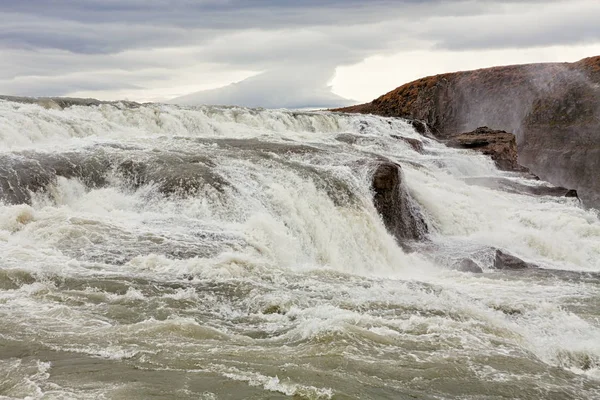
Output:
[371,161,428,243]
[335,133,360,145]
[117,154,228,195]
[196,138,321,155]
[565,189,579,198]
[453,258,483,273]
[411,120,428,135]
[493,250,539,270]
[0,152,111,205]
[390,135,424,153]
[446,127,527,172]
[463,177,580,198]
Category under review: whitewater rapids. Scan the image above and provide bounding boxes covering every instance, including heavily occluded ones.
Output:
[0,99,599,399]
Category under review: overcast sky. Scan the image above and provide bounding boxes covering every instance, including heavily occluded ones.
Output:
[1,0,599,108]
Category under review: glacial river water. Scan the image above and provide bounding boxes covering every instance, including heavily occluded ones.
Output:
[1,100,599,399]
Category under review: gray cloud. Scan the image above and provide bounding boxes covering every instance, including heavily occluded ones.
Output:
[0,0,598,106]
[427,1,600,50]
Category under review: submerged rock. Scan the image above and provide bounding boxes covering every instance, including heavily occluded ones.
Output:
[371,161,428,243]
[446,127,527,172]
[463,177,579,198]
[0,152,111,205]
[493,250,539,270]
[390,135,424,153]
[117,155,228,195]
[453,258,484,273]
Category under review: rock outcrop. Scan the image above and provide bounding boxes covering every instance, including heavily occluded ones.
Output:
[493,250,539,270]
[371,161,428,243]
[336,56,600,207]
[446,127,526,172]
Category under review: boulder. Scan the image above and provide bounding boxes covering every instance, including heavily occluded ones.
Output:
[371,161,428,243]
[493,250,539,270]
[446,127,527,172]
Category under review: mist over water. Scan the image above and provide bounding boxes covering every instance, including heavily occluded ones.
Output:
[1,100,600,399]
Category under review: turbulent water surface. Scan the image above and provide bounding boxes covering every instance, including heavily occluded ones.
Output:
[1,100,600,399]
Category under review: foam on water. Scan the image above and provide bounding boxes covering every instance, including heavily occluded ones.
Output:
[1,99,600,399]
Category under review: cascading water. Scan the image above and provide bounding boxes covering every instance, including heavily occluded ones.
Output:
[1,99,599,399]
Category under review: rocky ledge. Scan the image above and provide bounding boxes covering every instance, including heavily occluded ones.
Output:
[334,56,600,207]
[446,126,526,172]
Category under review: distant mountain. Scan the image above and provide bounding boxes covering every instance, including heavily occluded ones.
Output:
[169,68,355,109]
[335,56,600,207]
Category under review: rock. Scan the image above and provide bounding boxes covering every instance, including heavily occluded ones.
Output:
[335,133,360,144]
[116,154,228,195]
[371,161,428,243]
[0,152,111,205]
[565,189,579,198]
[446,127,527,172]
[493,250,539,270]
[410,120,428,135]
[390,135,424,153]
[453,258,483,273]
[334,56,600,207]
[463,177,580,198]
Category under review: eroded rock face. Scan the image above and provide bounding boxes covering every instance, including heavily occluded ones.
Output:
[335,56,600,207]
[446,127,526,172]
[494,250,539,270]
[371,161,428,243]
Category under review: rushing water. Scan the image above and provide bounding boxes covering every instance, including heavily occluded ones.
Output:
[0,100,599,399]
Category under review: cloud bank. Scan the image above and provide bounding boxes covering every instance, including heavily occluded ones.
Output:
[0,0,599,107]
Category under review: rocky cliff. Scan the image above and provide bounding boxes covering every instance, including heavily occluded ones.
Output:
[336,56,600,207]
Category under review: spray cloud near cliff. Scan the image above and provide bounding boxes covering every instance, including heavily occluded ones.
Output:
[446,58,600,207]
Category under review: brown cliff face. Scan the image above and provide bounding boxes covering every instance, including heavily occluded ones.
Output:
[336,56,600,207]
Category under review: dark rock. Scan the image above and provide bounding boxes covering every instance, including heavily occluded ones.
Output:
[390,135,424,153]
[446,127,527,172]
[493,250,539,270]
[411,120,428,135]
[371,161,428,243]
[453,258,483,273]
[565,189,579,198]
